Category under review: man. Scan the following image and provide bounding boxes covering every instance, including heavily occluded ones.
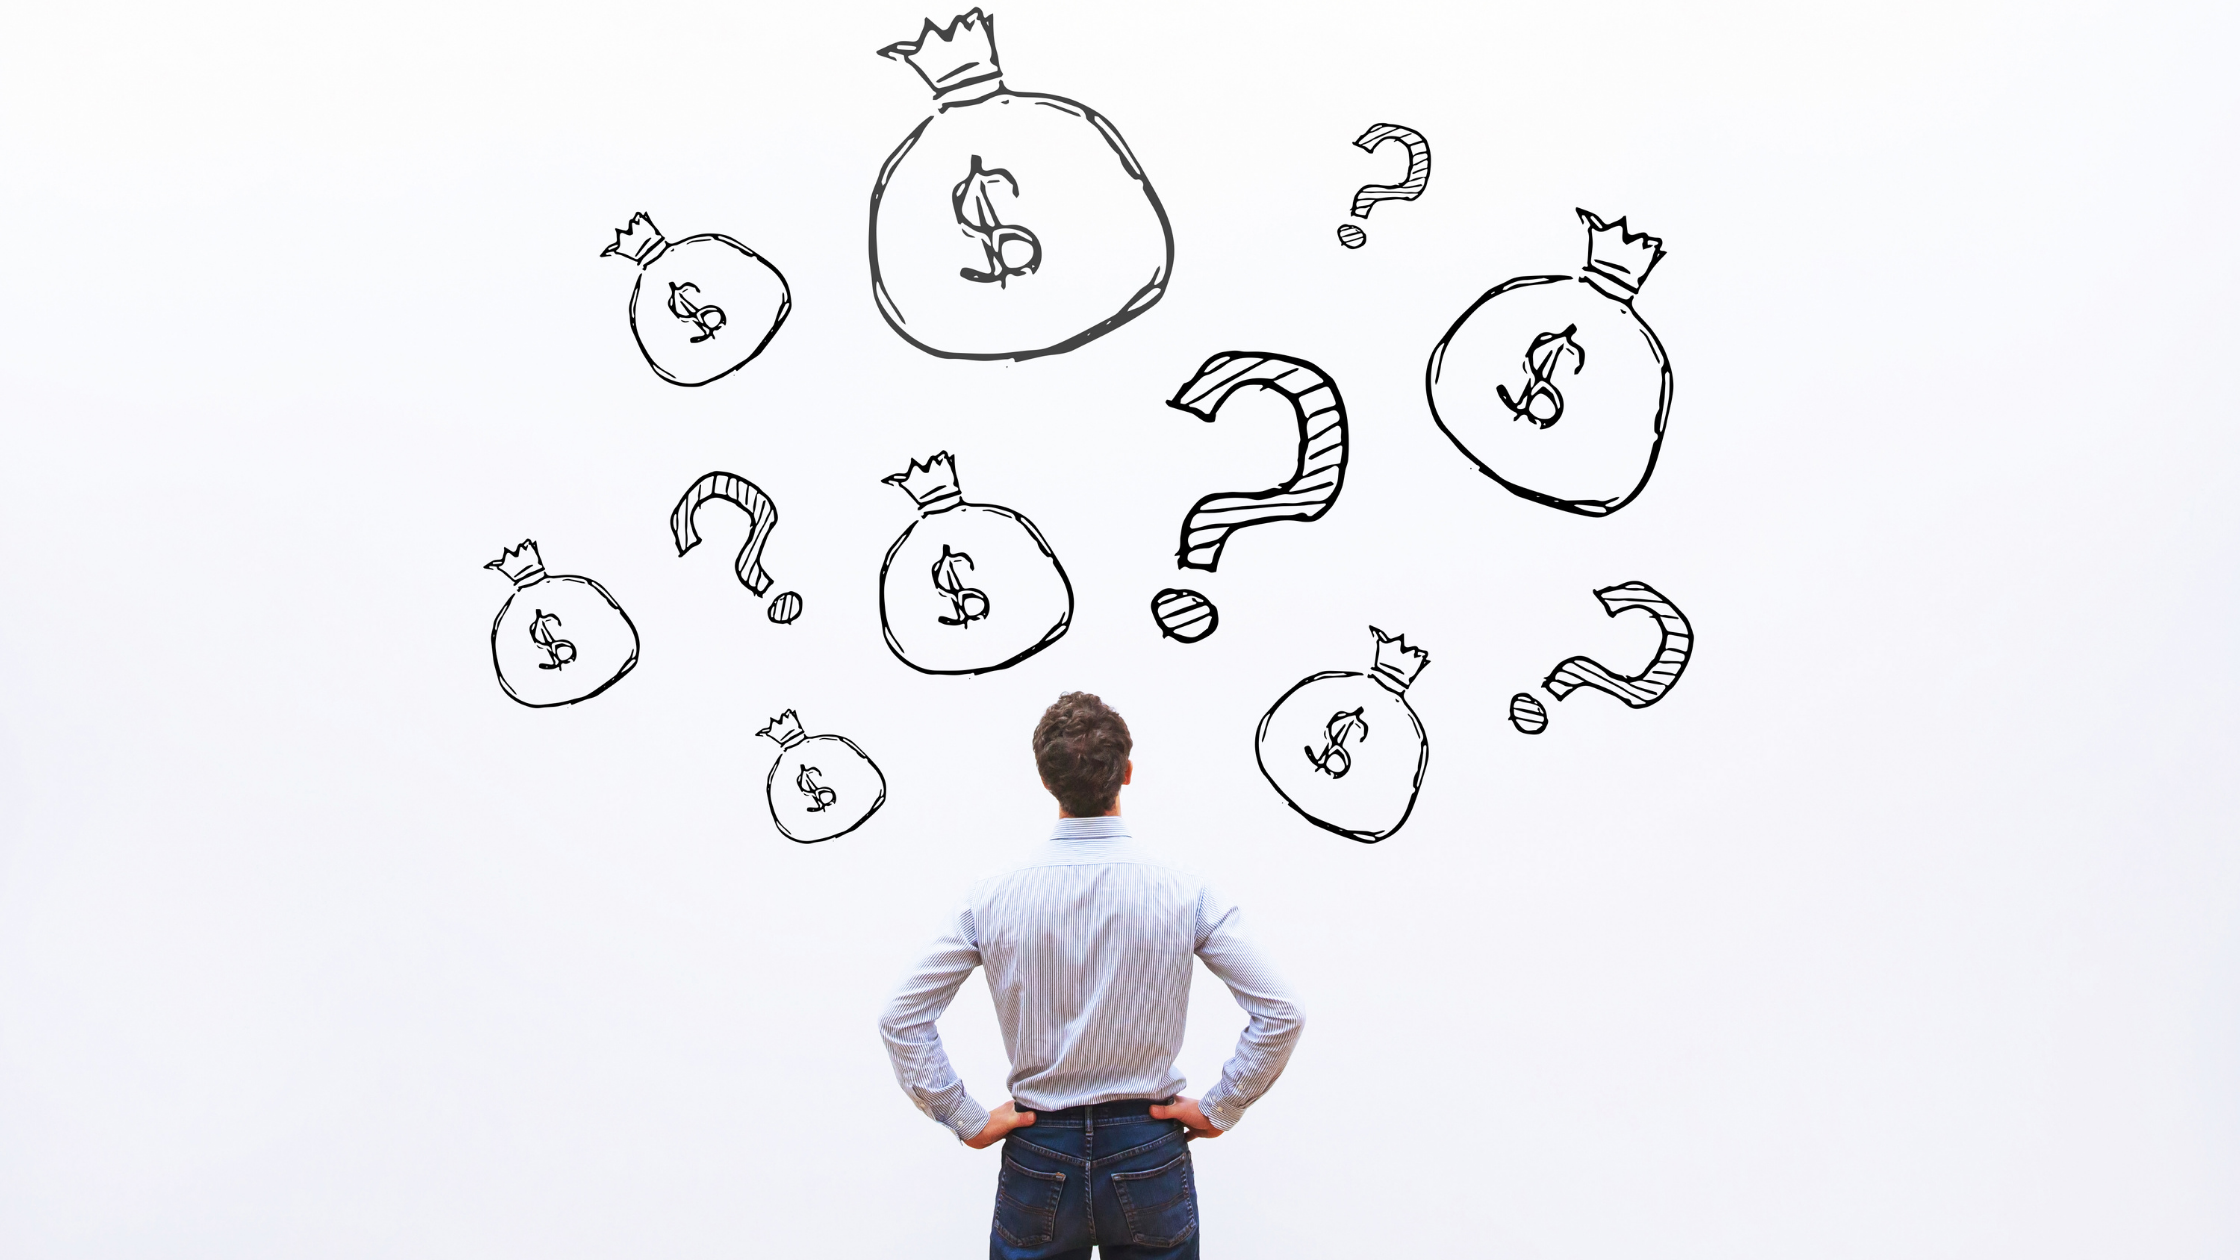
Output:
[879,692,1305,1259]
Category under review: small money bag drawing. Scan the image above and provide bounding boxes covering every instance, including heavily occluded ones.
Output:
[1255,627,1431,843]
[603,212,790,386]
[757,710,888,844]
[484,541,640,708]
[879,452,1073,675]
[869,9,1173,361]
[1426,209,1673,516]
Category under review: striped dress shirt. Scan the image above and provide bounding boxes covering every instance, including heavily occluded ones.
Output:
[879,817,1304,1141]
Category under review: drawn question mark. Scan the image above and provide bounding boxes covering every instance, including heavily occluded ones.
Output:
[671,471,804,623]
[1336,123,1431,249]
[1510,581,1692,733]
[1149,353,1349,644]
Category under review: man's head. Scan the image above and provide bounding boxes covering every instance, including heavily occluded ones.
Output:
[1033,692,1133,817]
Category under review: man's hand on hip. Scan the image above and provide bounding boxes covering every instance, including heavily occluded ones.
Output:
[1149,1097,1223,1140]
[965,1102,1037,1150]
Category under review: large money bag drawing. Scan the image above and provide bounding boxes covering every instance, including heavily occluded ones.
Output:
[1256,627,1431,843]
[757,710,887,844]
[1426,209,1672,516]
[869,9,1173,361]
[603,212,790,386]
[879,452,1072,674]
[485,540,640,708]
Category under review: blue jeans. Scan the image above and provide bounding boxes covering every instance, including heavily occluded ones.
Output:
[990,1098,1199,1259]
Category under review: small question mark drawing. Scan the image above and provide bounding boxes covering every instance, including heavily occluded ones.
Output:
[1149,352,1349,644]
[1336,124,1431,249]
[1511,581,1692,733]
[671,471,804,623]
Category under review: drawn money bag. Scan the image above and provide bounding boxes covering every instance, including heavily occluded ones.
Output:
[484,541,640,708]
[869,9,1173,360]
[1426,209,1672,516]
[1255,628,1431,843]
[757,710,888,844]
[602,212,790,386]
[879,452,1073,674]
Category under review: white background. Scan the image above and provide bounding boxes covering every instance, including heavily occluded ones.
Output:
[3,1,2235,1256]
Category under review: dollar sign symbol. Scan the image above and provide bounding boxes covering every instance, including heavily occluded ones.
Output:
[528,609,576,671]
[931,545,991,627]
[1496,324,1586,429]
[796,765,837,813]
[667,281,727,343]
[953,155,1042,287]
[1304,707,1369,779]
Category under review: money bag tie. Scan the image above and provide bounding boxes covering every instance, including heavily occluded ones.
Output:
[758,710,887,843]
[485,541,640,707]
[1426,209,1673,515]
[879,452,1073,674]
[603,212,790,386]
[869,9,1173,360]
[1256,627,1431,842]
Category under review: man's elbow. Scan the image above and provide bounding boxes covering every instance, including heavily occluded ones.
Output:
[1267,998,1306,1043]
[876,1000,915,1048]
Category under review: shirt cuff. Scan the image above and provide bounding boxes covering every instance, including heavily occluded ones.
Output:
[1200,1089,1243,1132]
[943,1096,993,1143]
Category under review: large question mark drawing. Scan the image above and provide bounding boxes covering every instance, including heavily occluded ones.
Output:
[671,471,804,624]
[1149,353,1348,644]
[1510,581,1692,733]
[1336,124,1431,249]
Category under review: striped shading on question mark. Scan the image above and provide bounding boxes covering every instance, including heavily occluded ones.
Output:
[671,471,801,618]
[1543,581,1692,707]
[1167,352,1350,572]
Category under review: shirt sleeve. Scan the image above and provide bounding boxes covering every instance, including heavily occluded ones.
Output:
[877,902,993,1143]
[1191,886,1305,1132]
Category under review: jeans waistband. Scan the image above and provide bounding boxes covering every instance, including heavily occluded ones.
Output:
[1020,1096,1174,1126]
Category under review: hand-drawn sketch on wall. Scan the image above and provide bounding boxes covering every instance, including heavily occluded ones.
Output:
[757,710,888,843]
[1336,124,1431,249]
[603,213,790,386]
[1150,352,1349,643]
[1426,209,1672,515]
[671,472,802,622]
[1509,581,1693,733]
[869,9,1173,361]
[485,540,640,708]
[1256,627,1430,843]
[880,452,1072,674]
[1149,587,1217,643]
[1508,692,1549,734]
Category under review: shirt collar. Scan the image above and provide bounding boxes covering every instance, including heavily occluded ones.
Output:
[1049,816,1132,842]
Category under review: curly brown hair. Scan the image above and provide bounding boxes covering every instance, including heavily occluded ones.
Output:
[1033,692,1133,817]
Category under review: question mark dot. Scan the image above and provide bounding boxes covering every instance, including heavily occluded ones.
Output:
[1151,588,1218,643]
[767,592,803,624]
[1509,692,1549,734]
[1336,224,1367,249]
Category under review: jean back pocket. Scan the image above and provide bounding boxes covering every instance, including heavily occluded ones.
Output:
[1111,1150,1196,1248]
[994,1154,1066,1248]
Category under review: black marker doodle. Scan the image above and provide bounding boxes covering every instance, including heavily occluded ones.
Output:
[671,472,802,621]
[1149,588,1217,643]
[603,213,790,387]
[1508,692,1549,735]
[880,452,1072,674]
[1150,353,1349,644]
[1335,124,1431,249]
[869,10,1173,360]
[1508,581,1693,733]
[757,710,888,844]
[1427,209,1673,515]
[485,540,639,708]
[1256,627,1431,843]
